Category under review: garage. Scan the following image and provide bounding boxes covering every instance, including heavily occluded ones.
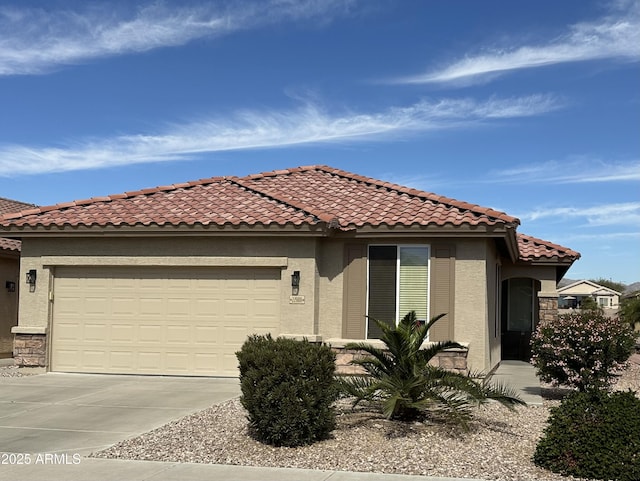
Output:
[50,266,281,376]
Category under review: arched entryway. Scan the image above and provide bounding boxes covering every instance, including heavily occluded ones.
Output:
[501,277,541,361]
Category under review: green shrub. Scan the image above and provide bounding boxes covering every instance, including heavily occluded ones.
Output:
[530,311,637,391]
[236,334,338,447]
[534,389,640,481]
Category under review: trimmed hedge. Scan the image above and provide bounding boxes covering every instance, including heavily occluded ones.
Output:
[534,389,640,481]
[236,334,338,447]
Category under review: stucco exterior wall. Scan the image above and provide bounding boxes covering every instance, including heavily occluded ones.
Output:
[502,263,558,296]
[0,254,20,355]
[485,240,501,370]
[15,234,503,372]
[316,239,345,340]
[452,239,489,372]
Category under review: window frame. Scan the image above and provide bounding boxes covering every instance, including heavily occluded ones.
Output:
[365,244,431,339]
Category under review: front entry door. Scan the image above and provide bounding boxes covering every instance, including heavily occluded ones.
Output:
[501,278,537,361]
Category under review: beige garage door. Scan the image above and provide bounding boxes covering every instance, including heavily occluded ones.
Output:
[51,266,281,376]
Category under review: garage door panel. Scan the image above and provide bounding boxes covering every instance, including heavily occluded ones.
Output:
[112,297,137,316]
[140,298,164,316]
[84,323,109,342]
[55,322,82,342]
[111,324,134,342]
[166,325,190,344]
[52,267,281,376]
[110,351,134,369]
[194,326,220,345]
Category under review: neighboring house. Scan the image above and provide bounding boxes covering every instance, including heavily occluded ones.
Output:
[0,165,580,375]
[0,197,37,357]
[557,279,621,310]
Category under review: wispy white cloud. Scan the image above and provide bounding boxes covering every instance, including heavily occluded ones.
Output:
[0,0,356,76]
[492,158,640,184]
[517,202,640,227]
[0,94,561,175]
[560,231,640,241]
[395,1,640,85]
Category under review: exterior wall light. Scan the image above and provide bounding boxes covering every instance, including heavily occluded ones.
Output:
[5,281,15,292]
[26,269,37,291]
[291,270,300,295]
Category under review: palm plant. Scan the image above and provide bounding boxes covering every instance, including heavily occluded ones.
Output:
[338,311,525,429]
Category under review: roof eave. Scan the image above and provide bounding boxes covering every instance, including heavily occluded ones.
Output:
[0,222,329,237]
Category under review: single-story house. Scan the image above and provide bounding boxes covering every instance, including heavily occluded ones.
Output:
[0,197,37,357]
[0,165,580,375]
[558,279,621,310]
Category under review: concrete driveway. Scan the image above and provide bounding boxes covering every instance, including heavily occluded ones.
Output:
[0,373,240,456]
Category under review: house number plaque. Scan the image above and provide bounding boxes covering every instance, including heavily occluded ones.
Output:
[289,295,305,304]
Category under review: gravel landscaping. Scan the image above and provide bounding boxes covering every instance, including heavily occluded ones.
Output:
[0,363,43,379]
[93,361,640,481]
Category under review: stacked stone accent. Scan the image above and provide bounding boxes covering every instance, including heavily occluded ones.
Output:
[428,348,468,372]
[538,296,559,324]
[13,334,47,367]
[333,346,468,375]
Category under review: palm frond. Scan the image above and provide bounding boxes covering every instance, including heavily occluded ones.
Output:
[340,310,525,426]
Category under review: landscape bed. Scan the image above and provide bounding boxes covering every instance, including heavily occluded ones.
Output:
[92,362,640,481]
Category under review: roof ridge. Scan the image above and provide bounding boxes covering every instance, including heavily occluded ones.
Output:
[312,165,520,226]
[0,196,36,206]
[0,176,228,221]
[229,176,339,226]
[241,164,519,225]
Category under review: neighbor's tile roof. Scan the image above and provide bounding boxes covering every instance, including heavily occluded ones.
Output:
[0,197,36,216]
[0,197,35,252]
[517,234,580,262]
[0,238,21,252]
[0,165,520,230]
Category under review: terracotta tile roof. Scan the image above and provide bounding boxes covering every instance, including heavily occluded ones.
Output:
[0,165,520,230]
[0,238,21,252]
[239,165,520,228]
[0,179,318,228]
[0,197,35,216]
[0,197,34,253]
[517,233,580,262]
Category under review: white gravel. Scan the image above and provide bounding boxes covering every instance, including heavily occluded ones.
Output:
[93,363,640,481]
[0,364,43,378]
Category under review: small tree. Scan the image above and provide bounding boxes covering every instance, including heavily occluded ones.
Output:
[619,295,640,330]
[338,311,524,428]
[578,296,599,311]
[530,311,637,391]
[588,278,626,294]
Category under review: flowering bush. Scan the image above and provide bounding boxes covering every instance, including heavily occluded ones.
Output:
[530,311,637,391]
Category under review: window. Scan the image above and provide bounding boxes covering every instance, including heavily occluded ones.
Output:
[598,297,609,307]
[367,245,430,338]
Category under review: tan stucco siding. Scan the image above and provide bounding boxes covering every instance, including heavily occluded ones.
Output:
[16,235,505,373]
[453,240,489,371]
[502,263,558,297]
[0,255,20,354]
[316,239,345,340]
[485,240,501,370]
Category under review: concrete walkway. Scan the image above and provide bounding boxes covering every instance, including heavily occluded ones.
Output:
[0,458,485,481]
[491,360,543,405]
[0,361,541,481]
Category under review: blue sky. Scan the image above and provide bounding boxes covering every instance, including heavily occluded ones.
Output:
[0,0,638,283]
